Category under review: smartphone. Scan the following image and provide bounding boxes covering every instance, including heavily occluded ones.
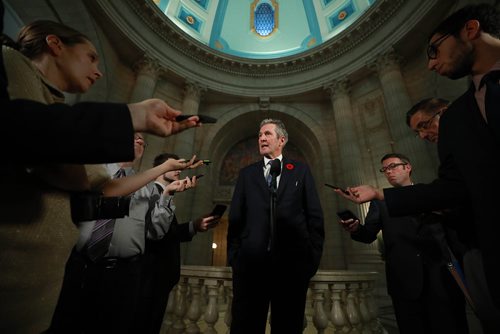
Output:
[210,204,227,217]
[324,183,350,195]
[336,209,359,222]
[175,114,217,123]
[196,159,211,165]
[192,174,204,180]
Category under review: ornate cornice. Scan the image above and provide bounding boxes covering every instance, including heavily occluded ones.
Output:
[125,0,406,78]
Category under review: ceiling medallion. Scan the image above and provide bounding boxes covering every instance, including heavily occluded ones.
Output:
[186,15,195,25]
[338,11,347,20]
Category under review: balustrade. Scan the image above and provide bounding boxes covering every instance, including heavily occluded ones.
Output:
[158,266,384,334]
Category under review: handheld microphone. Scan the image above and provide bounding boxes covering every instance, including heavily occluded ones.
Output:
[270,159,281,177]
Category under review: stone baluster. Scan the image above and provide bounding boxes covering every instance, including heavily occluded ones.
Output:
[358,282,373,334]
[373,48,436,182]
[312,283,329,333]
[163,288,176,332]
[186,278,203,334]
[346,283,362,334]
[330,283,349,332]
[366,282,382,333]
[172,279,188,333]
[224,281,233,330]
[204,279,220,334]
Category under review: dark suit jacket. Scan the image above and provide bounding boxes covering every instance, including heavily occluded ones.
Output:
[353,199,453,300]
[228,158,324,278]
[384,83,500,306]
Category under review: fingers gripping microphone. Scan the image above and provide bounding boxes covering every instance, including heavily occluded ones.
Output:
[270,159,281,177]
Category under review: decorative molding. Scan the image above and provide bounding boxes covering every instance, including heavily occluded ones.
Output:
[133,53,161,77]
[184,81,207,100]
[125,0,406,77]
[324,78,351,100]
[373,48,403,74]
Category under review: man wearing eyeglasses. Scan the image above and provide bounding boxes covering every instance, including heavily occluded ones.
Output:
[339,153,467,334]
[336,4,500,332]
[406,98,449,143]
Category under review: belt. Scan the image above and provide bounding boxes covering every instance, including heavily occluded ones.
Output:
[94,254,142,269]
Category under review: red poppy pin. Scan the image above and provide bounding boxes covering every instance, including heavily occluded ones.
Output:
[286,163,294,170]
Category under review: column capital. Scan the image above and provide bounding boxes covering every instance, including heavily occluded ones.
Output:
[184,81,207,101]
[371,48,402,74]
[133,53,161,78]
[324,78,350,100]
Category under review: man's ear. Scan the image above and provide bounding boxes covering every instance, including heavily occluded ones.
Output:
[464,19,481,40]
[45,34,63,55]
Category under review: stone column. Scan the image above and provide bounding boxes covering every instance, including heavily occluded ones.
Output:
[173,82,209,265]
[373,49,436,182]
[325,79,377,269]
[129,53,162,171]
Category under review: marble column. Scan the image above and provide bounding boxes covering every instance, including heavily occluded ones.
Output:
[373,49,436,182]
[325,79,378,269]
[129,53,162,171]
[173,82,210,265]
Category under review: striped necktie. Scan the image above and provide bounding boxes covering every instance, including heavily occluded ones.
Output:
[86,168,126,261]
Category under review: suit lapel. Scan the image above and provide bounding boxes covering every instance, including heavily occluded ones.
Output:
[252,160,269,195]
[277,158,292,198]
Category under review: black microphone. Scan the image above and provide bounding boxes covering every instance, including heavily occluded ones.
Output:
[270,159,281,177]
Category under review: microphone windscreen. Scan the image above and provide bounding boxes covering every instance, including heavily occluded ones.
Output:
[270,159,281,177]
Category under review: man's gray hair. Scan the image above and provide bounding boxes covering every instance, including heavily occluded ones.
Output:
[260,118,288,144]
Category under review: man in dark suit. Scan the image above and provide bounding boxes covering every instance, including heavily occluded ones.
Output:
[335,4,500,332]
[228,119,324,334]
[340,153,467,334]
[135,153,219,334]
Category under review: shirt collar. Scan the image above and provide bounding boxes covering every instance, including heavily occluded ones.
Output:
[473,59,500,91]
[263,154,283,166]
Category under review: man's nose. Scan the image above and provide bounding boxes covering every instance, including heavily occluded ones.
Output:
[427,58,437,71]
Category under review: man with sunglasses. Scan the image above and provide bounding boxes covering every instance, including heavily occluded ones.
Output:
[336,4,500,332]
[339,153,467,334]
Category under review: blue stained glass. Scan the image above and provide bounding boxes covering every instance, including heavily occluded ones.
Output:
[255,3,275,36]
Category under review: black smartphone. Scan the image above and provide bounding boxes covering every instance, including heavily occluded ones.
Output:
[210,204,227,217]
[336,209,359,222]
[324,183,350,195]
[175,114,217,123]
[192,174,204,180]
[196,159,211,165]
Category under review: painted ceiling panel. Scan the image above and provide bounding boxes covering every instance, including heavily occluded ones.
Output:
[153,0,376,59]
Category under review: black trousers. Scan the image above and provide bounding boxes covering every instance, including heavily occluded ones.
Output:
[48,249,142,334]
[230,261,311,334]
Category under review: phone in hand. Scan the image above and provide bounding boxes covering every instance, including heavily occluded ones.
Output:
[175,114,217,123]
[210,204,227,217]
[192,174,204,181]
[336,209,359,222]
[325,183,350,195]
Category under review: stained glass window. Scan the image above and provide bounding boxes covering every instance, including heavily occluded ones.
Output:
[255,3,275,36]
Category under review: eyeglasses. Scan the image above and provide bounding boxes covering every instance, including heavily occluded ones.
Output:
[379,163,407,173]
[413,110,442,136]
[427,33,451,59]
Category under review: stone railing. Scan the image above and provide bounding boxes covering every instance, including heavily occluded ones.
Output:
[160,266,384,334]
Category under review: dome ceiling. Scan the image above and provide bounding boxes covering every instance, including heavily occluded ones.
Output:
[152,0,376,59]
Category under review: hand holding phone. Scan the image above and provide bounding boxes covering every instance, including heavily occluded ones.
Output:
[337,209,360,233]
[175,114,217,123]
[210,204,227,218]
[325,183,350,195]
